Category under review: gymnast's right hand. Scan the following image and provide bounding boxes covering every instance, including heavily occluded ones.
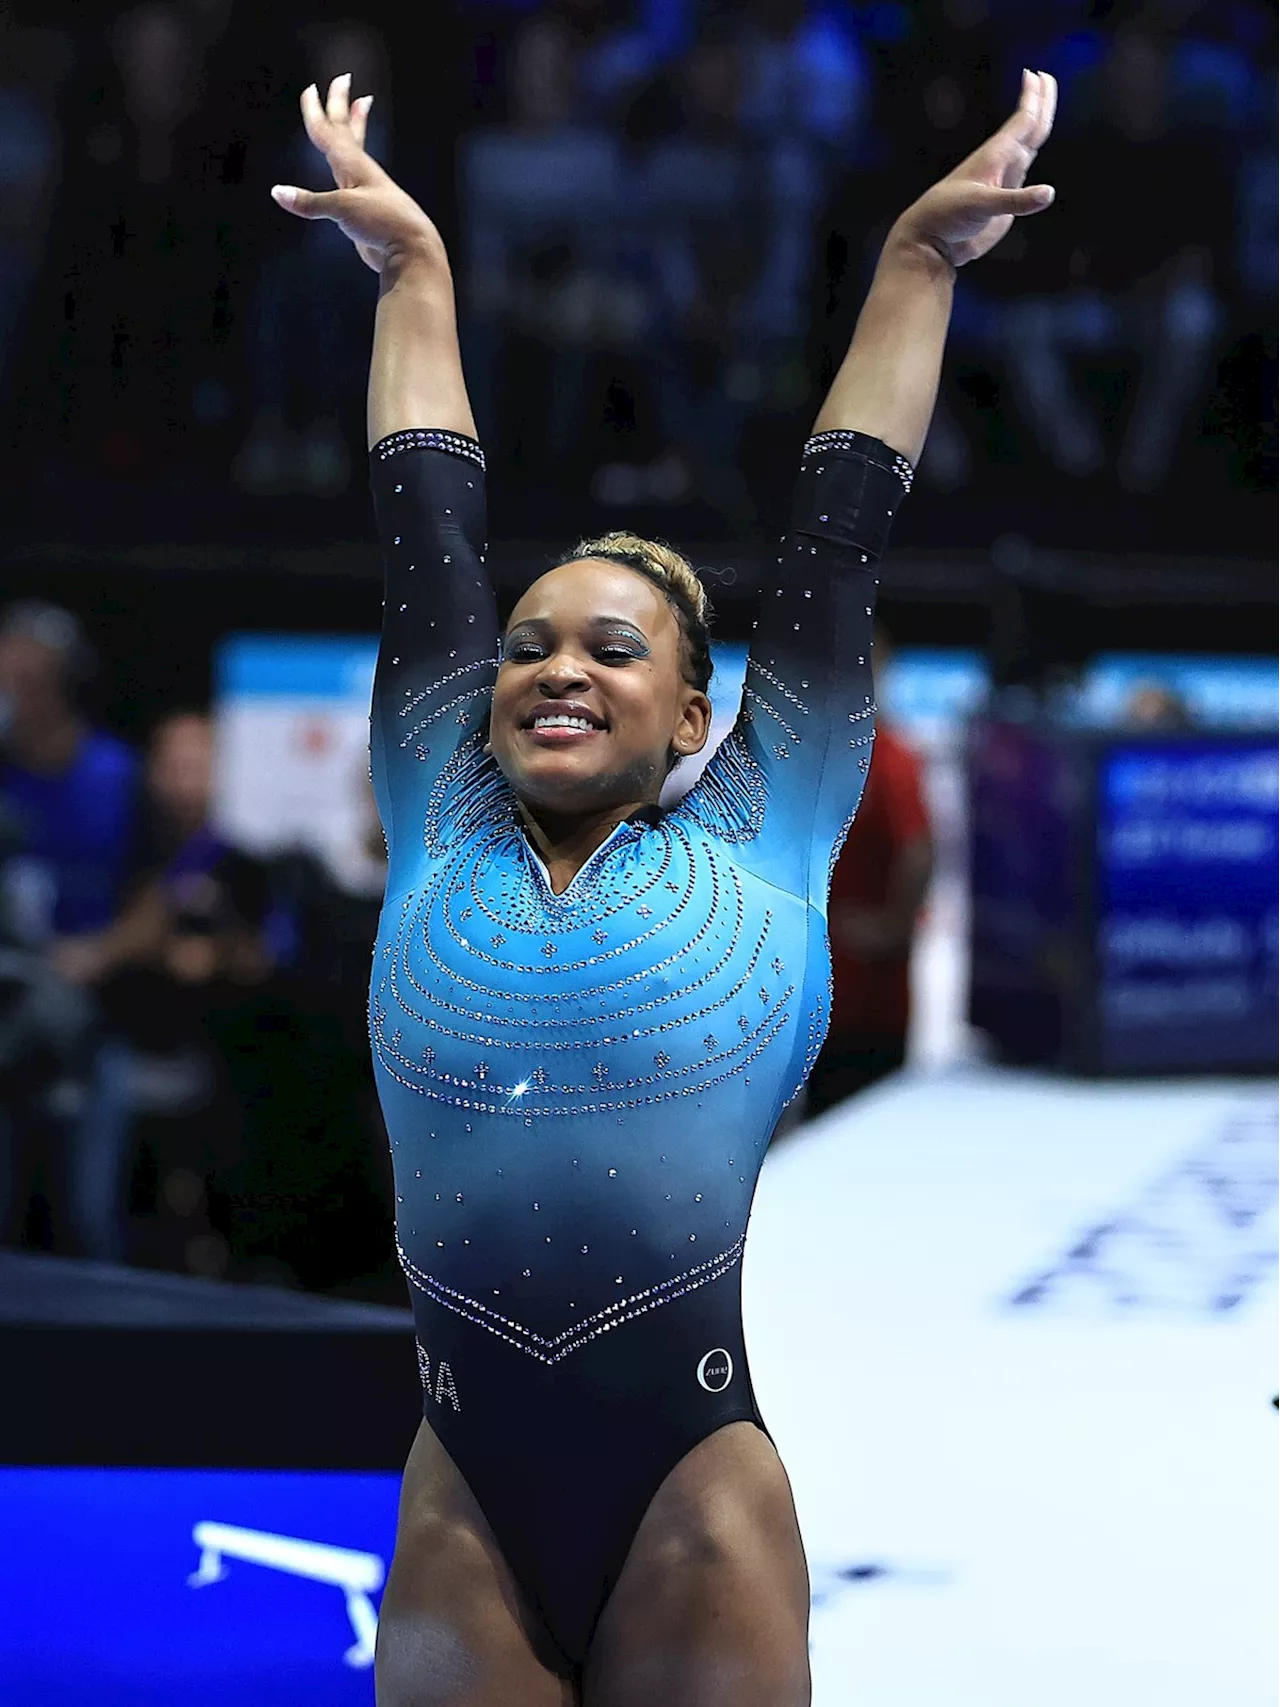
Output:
[271,74,444,275]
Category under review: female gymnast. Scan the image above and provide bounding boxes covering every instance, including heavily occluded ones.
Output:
[272,66,1057,1707]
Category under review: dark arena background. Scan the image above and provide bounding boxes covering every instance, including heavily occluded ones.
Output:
[0,2,1275,1702]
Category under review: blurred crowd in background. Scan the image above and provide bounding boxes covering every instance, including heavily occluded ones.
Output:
[0,0,1275,540]
[0,0,1274,1300]
[0,599,392,1293]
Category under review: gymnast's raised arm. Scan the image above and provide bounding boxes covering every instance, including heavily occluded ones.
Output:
[686,70,1057,905]
[273,75,498,890]
[272,75,476,446]
[813,67,1057,460]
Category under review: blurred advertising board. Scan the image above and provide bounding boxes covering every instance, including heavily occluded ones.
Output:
[968,722,1278,1075]
[213,636,379,886]
[1097,741,1279,1072]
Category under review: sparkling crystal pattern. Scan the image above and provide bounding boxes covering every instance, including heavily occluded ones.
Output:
[368,428,907,1369]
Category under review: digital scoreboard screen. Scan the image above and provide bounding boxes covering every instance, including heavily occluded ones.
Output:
[1096,740,1278,1072]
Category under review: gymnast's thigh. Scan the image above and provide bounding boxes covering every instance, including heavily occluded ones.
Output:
[376,1418,576,1707]
[582,1421,812,1707]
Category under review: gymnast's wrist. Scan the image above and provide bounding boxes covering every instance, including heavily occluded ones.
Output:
[380,227,453,293]
[880,217,958,288]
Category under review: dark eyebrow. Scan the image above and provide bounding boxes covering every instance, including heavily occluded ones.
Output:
[505,615,650,638]
[587,616,650,636]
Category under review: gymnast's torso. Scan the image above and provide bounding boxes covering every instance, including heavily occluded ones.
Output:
[367,422,910,1663]
[375,767,826,1362]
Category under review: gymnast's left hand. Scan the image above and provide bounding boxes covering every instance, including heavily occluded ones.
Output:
[892,68,1058,270]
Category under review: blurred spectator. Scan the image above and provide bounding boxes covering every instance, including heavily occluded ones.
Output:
[53,710,224,989]
[987,0,1101,103]
[1242,63,1280,307]
[610,24,792,521]
[0,602,140,947]
[233,21,388,497]
[139,709,220,863]
[818,0,1005,490]
[0,601,140,1255]
[737,0,867,159]
[735,1,867,375]
[36,707,390,1284]
[1146,0,1267,132]
[459,13,637,476]
[0,22,71,409]
[0,937,95,1257]
[1235,61,1280,488]
[588,4,863,514]
[97,841,388,1288]
[999,22,1235,493]
[552,0,662,122]
[808,630,933,1114]
[10,709,225,1265]
[89,848,281,1278]
[858,0,1004,226]
[40,3,233,479]
[1124,682,1194,732]
[48,709,249,1266]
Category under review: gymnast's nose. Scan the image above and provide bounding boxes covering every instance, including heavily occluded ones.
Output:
[536,654,590,694]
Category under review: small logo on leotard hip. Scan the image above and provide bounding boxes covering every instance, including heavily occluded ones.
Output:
[696,1348,734,1392]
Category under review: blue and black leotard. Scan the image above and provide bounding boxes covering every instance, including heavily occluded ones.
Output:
[368,425,911,1666]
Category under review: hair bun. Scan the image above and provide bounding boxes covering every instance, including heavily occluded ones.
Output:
[575,531,709,625]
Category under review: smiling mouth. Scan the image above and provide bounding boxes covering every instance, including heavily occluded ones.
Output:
[519,700,609,743]
[524,714,604,743]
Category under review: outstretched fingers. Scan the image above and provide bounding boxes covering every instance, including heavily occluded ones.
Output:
[325,70,353,124]
[301,75,369,150]
[1031,71,1058,149]
[300,75,379,192]
[300,81,327,150]
[1001,68,1056,157]
[967,166,1056,225]
[277,77,366,219]
[350,92,373,151]
[270,182,345,222]
[1016,66,1041,137]
[994,67,1035,154]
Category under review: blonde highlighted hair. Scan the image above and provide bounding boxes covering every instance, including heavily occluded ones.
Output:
[553,530,714,691]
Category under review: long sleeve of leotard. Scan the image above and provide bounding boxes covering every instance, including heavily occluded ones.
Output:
[679,429,912,908]
[368,429,499,894]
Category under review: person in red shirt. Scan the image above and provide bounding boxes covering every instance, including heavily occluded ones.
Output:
[808,628,933,1115]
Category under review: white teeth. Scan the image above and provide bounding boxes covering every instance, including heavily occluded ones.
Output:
[532,714,594,730]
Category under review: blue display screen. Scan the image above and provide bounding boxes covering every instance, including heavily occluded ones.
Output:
[1097,740,1279,1071]
[0,1468,399,1706]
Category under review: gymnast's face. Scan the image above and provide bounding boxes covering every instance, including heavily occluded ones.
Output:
[489,560,712,817]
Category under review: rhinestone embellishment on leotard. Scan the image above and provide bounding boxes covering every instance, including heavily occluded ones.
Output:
[802,429,913,494]
[373,425,902,1362]
[397,1234,746,1365]
[375,428,487,471]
